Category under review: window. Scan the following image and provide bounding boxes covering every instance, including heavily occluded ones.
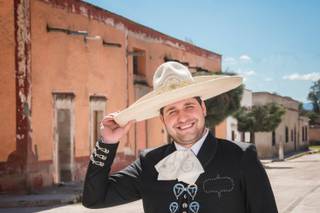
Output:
[132,48,146,76]
[241,132,245,142]
[302,126,305,141]
[305,126,308,141]
[89,96,107,152]
[93,110,103,142]
[291,129,294,142]
[52,92,75,183]
[285,126,289,143]
[272,131,276,146]
[250,132,253,143]
[231,130,235,141]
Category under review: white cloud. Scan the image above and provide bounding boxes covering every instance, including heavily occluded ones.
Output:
[264,77,273,82]
[239,54,252,62]
[223,55,253,68]
[244,70,256,76]
[282,72,320,81]
[236,69,256,76]
[223,57,236,64]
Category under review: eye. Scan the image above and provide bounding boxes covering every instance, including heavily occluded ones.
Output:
[166,110,177,116]
[185,105,194,110]
[169,110,176,115]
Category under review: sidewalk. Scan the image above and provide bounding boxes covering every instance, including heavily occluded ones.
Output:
[0,182,82,208]
[260,148,320,165]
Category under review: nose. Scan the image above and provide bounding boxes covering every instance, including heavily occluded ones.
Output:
[176,110,189,123]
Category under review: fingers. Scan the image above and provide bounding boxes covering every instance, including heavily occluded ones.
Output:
[100,112,135,131]
[101,112,118,123]
[101,112,119,129]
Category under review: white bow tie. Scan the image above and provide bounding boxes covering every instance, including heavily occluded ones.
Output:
[155,149,204,184]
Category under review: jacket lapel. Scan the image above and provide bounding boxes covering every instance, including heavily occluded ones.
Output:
[196,131,218,169]
[163,142,176,157]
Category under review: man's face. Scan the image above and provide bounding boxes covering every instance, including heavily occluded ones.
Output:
[160,97,207,147]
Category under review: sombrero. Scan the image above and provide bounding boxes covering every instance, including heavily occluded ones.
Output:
[114,61,242,126]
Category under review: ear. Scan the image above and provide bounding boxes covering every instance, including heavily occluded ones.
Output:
[159,114,165,124]
[201,100,207,116]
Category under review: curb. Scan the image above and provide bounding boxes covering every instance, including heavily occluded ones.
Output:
[0,193,82,208]
[286,149,320,161]
[262,149,320,165]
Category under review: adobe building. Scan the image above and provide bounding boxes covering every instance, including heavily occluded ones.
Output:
[309,125,320,145]
[253,92,309,159]
[0,0,221,193]
[216,90,310,159]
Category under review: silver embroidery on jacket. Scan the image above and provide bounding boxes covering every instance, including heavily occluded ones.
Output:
[203,174,235,199]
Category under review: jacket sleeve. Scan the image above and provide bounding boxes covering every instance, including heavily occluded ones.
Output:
[82,140,142,208]
[240,145,278,213]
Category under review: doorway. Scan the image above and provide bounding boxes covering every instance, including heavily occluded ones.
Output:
[57,109,72,182]
[53,93,75,183]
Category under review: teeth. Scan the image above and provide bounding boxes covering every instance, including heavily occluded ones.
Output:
[179,123,193,130]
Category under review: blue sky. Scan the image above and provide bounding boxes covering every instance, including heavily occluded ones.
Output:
[84,0,320,103]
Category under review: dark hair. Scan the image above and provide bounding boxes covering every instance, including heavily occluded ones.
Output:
[160,96,202,116]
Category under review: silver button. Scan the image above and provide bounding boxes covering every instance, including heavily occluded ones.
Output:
[182,202,188,208]
[182,211,187,213]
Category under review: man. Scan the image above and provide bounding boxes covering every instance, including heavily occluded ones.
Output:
[83,62,278,213]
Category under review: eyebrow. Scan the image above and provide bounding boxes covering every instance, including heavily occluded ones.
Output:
[184,102,196,106]
[164,106,176,114]
[164,102,197,113]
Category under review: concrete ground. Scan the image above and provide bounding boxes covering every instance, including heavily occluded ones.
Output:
[267,153,320,213]
[1,152,319,213]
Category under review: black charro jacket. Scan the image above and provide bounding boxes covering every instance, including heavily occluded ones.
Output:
[82,131,278,213]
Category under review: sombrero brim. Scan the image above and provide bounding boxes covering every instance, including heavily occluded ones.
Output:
[114,75,242,126]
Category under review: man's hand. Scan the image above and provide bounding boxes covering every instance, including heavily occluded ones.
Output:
[100,112,134,144]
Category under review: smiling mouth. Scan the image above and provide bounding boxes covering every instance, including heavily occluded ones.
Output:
[176,122,195,131]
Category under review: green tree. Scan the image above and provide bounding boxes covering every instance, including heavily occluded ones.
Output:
[192,71,244,127]
[205,85,244,127]
[307,80,320,124]
[308,79,320,113]
[234,103,285,144]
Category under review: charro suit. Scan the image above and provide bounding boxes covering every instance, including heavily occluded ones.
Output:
[82,131,278,213]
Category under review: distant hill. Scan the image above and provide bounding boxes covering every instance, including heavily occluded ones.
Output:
[303,102,313,111]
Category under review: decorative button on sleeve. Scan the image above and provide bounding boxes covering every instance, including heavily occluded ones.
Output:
[89,141,110,167]
[96,141,110,154]
[90,154,105,167]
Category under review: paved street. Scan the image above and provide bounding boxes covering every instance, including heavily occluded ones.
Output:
[267,153,320,213]
[1,153,320,213]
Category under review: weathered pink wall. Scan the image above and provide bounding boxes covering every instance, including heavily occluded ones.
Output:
[31,0,128,158]
[0,0,16,162]
[0,0,23,193]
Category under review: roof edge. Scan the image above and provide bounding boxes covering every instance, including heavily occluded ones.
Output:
[39,0,222,59]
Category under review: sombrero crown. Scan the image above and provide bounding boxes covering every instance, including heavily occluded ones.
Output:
[114,61,242,126]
